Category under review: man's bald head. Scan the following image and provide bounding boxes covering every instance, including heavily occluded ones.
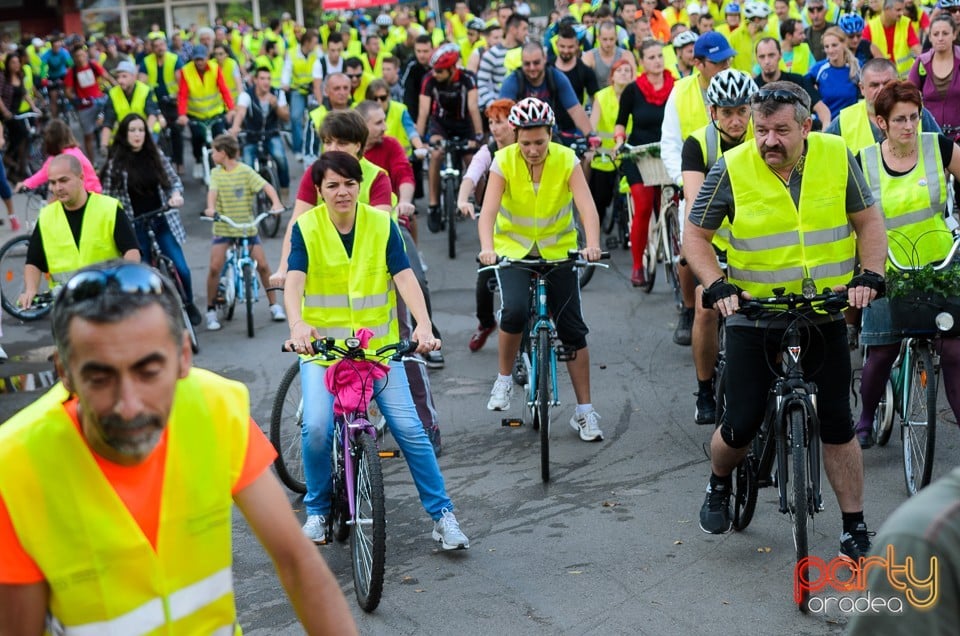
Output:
[50,154,84,177]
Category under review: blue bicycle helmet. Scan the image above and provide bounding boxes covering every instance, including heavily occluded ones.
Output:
[837,13,865,35]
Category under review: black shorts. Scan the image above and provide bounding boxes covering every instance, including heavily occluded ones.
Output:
[495,264,589,350]
[428,119,473,140]
[721,320,854,448]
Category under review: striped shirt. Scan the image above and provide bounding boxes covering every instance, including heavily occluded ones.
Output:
[210,162,266,237]
[477,44,509,109]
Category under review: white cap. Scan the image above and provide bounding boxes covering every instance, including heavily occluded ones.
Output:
[32,37,43,48]
[687,2,703,15]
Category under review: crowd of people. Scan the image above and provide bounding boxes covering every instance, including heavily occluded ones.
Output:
[3,0,960,628]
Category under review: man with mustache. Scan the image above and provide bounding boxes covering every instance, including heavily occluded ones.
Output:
[683,81,888,564]
[0,261,356,634]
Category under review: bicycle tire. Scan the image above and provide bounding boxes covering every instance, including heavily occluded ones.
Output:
[243,262,255,338]
[259,164,282,238]
[574,217,595,289]
[620,189,632,251]
[902,344,937,495]
[663,204,684,311]
[873,378,895,447]
[269,361,306,493]
[351,432,386,612]
[26,136,44,177]
[512,325,530,386]
[641,210,658,293]
[444,176,457,259]
[223,262,236,321]
[537,328,551,482]
[732,455,758,531]
[157,257,199,354]
[788,404,810,612]
[0,235,53,321]
[330,431,351,543]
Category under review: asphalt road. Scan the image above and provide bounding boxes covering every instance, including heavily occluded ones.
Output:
[1,155,956,635]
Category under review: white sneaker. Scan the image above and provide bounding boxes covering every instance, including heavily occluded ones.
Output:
[0,344,7,362]
[570,409,603,442]
[193,164,203,180]
[487,376,513,411]
[270,303,287,321]
[431,508,469,550]
[206,309,221,331]
[302,514,327,544]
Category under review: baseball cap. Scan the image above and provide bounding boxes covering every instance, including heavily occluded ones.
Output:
[693,32,737,62]
[115,60,138,75]
[687,2,702,15]
[192,44,208,59]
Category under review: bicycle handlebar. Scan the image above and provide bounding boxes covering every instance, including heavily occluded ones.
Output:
[13,112,40,120]
[133,206,173,223]
[282,337,417,361]
[201,210,285,229]
[737,288,849,319]
[478,249,611,272]
[886,236,960,273]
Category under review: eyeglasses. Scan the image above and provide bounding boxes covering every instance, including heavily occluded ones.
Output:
[346,72,363,79]
[752,88,810,109]
[373,94,389,102]
[888,112,921,126]
[59,264,166,306]
[948,6,960,12]
[808,5,825,11]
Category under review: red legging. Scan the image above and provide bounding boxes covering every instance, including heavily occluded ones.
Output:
[629,182,658,271]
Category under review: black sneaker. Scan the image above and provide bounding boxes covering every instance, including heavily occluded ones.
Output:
[185,302,203,327]
[856,423,874,449]
[839,522,874,562]
[699,481,733,534]
[695,390,717,425]
[427,206,442,233]
[673,307,694,346]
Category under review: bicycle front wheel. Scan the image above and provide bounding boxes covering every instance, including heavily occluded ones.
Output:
[662,203,684,311]
[243,262,255,338]
[902,344,938,495]
[258,164,282,238]
[641,208,658,293]
[788,404,810,612]
[537,328,551,482]
[157,257,199,354]
[269,362,306,493]
[0,235,53,321]
[352,432,386,612]
[873,378,895,447]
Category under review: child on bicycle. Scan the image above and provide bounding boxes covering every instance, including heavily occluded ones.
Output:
[203,133,286,330]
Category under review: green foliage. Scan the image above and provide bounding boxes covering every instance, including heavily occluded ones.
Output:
[886,263,960,299]
[221,3,254,25]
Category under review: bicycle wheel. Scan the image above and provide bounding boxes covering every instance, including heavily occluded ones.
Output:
[258,164,282,238]
[619,188,632,252]
[732,455,758,531]
[662,203,684,311]
[512,326,530,386]
[574,217,595,289]
[243,262,255,338]
[26,135,44,177]
[351,432,386,612]
[902,344,937,495]
[157,257,199,354]
[0,235,53,321]
[269,362,306,493]
[536,328,551,482]
[873,378,895,447]
[787,404,810,612]
[330,431,351,543]
[223,263,236,321]
[601,199,616,236]
[444,176,457,259]
[641,210,658,293]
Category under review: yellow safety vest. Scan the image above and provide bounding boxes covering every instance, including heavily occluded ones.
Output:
[143,52,180,98]
[360,156,398,210]
[459,37,486,66]
[504,46,523,73]
[243,33,265,59]
[729,26,771,74]
[37,193,122,280]
[0,370,247,636]
[218,56,242,99]
[291,46,318,93]
[384,100,412,154]
[725,132,856,297]
[674,73,710,141]
[590,86,624,172]
[182,61,225,119]
[494,143,579,259]
[361,51,385,78]
[108,82,151,124]
[868,15,915,77]
[231,30,245,68]
[297,202,399,356]
[837,100,877,155]
[663,6,690,27]
[690,122,751,251]
[18,66,34,113]
[860,133,953,266]
[352,72,373,104]
[309,103,329,132]
[780,43,812,76]
[446,12,475,41]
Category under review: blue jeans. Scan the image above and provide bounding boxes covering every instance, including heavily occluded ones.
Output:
[300,358,453,520]
[288,90,308,155]
[135,217,194,302]
[241,135,290,188]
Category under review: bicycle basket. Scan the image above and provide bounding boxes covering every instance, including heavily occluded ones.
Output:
[889,291,960,337]
[633,143,672,186]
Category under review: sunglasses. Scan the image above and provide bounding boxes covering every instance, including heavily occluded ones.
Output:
[752,88,810,109]
[373,94,389,102]
[808,5,825,11]
[346,72,363,79]
[949,6,960,12]
[59,264,166,306]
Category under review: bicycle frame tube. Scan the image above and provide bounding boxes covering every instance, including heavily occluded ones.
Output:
[342,415,379,522]
[528,275,560,407]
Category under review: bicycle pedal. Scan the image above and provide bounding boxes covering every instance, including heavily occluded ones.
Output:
[501,418,523,427]
[556,345,578,362]
[378,449,401,458]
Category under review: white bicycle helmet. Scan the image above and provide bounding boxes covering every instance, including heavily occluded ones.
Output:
[706,69,759,107]
[743,1,771,19]
[508,97,556,128]
[467,17,487,31]
[673,30,698,49]
[940,0,960,8]
[375,14,393,27]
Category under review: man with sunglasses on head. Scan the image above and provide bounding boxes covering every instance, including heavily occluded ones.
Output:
[0,260,357,634]
[804,0,833,62]
[684,81,888,563]
[16,155,140,313]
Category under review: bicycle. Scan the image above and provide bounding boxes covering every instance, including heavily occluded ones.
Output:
[133,206,200,354]
[870,238,960,495]
[191,115,226,187]
[11,112,44,181]
[481,250,609,481]
[240,130,284,238]
[274,335,416,612]
[0,231,54,321]
[720,286,849,612]
[14,184,47,233]
[594,144,645,252]
[201,210,282,338]
[433,137,472,260]
[559,132,603,290]
[634,143,683,309]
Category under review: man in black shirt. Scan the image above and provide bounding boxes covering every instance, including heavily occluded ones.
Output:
[551,25,599,135]
[20,155,139,310]
[754,37,832,129]
[401,34,433,200]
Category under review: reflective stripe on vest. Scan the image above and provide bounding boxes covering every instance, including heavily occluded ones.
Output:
[108,82,151,126]
[869,15,915,77]
[674,74,710,141]
[385,101,411,154]
[837,101,877,155]
[37,193,121,278]
[297,202,400,361]
[0,370,247,634]
[144,52,179,97]
[493,143,579,259]
[183,62,225,119]
[861,132,953,265]
[590,86,623,172]
[724,132,856,296]
[291,46,317,92]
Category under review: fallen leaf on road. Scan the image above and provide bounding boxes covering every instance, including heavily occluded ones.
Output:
[568,570,583,575]
[757,547,772,553]
[674,540,683,545]
[602,500,620,507]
